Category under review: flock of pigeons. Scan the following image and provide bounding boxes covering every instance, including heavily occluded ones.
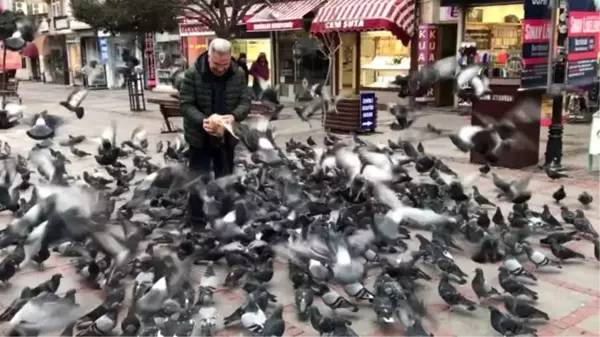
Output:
[0,53,597,337]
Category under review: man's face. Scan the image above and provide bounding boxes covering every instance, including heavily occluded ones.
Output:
[209,52,231,76]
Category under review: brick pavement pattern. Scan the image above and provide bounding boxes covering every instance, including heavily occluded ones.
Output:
[0,82,597,336]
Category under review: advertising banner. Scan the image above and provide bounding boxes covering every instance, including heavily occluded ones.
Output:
[145,33,156,88]
[416,25,438,102]
[520,0,551,89]
[359,92,376,132]
[567,0,600,87]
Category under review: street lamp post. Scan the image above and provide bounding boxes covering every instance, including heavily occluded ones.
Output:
[544,0,568,168]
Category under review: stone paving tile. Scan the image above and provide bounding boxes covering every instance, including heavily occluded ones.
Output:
[0,82,598,336]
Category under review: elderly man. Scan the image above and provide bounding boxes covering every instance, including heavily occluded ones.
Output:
[179,38,251,228]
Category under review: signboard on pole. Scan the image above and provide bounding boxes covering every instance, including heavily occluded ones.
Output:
[359,92,376,132]
[520,0,551,89]
[416,25,438,102]
[566,0,600,87]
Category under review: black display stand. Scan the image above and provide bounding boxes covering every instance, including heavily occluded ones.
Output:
[127,74,146,112]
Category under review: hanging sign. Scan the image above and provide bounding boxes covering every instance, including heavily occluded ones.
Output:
[416,25,438,102]
[145,33,156,88]
[359,92,376,132]
[520,0,551,89]
[566,0,600,87]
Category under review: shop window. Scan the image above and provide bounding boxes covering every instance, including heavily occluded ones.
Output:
[360,31,410,88]
[156,41,182,87]
[232,39,272,87]
[464,4,524,79]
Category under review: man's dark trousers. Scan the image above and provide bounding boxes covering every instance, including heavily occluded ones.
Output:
[187,145,235,228]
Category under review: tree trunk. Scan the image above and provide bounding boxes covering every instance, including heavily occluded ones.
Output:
[1,42,7,109]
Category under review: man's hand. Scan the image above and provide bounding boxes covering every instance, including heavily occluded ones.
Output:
[220,114,235,125]
[204,114,226,137]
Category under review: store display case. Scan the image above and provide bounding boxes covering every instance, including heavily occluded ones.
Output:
[361,56,410,88]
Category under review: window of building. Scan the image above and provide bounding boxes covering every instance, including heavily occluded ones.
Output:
[360,31,410,88]
[51,0,63,17]
[464,4,524,79]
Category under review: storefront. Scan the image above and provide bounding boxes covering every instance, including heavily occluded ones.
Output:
[245,0,326,99]
[68,19,95,86]
[177,4,270,88]
[97,31,142,89]
[46,16,70,85]
[442,0,555,116]
[80,36,108,88]
[310,0,415,103]
[231,30,272,88]
[153,32,182,91]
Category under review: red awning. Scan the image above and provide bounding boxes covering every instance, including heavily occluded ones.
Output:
[22,42,38,58]
[310,0,415,46]
[246,0,325,32]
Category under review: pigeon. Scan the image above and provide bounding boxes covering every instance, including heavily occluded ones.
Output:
[573,210,599,238]
[59,135,86,147]
[549,239,585,261]
[294,286,313,321]
[545,166,568,180]
[488,306,538,337]
[70,146,91,158]
[552,185,566,203]
[522,244,561,269]
[479,164,491,175]
[503,257,537,281]
[577,191,593,208]
[60,87,88,119]
[503,296,550,321]
[471,268,501,303]
[473,186,495,207]
[27,111,57,140]
[498,267,538,300]
[438,273,476,311]
[261,305,285,337]
[9,291,80,336]
[321,285,359,312]
[0,286,32,321]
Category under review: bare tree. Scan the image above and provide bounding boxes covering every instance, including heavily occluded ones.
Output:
[178,0,272,38]
[314,32,341,124]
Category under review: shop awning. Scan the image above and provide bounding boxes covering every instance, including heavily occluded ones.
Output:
[310,0,415,46]
[246,0,325,32]
[22,42,38,58]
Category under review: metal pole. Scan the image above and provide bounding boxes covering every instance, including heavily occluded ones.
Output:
[544,0,568,167]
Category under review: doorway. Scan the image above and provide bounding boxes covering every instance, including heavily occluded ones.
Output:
[437,23,458,106]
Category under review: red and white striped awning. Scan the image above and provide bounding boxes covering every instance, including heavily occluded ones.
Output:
[178,4,266,36]
[310,0,415,46]
[246,0,325,32]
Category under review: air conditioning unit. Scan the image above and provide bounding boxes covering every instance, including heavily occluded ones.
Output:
[32,3,49,15]
[14,1,28,15]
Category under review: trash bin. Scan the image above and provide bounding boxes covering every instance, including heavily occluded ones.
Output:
[470,79,542,169]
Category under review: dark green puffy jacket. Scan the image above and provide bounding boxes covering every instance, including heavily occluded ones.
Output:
[179,51,251,148]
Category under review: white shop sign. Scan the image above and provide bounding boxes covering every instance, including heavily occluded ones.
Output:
[589,110,600,155]
[325,20,365,29]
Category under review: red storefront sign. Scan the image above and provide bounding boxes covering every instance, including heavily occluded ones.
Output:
[416,25,438,102]
[145,33,156,88]
[246,20,302,32]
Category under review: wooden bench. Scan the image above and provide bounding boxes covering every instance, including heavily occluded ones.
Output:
[0,79,21,104]
[148,98,181,133]
[148,96,269,133]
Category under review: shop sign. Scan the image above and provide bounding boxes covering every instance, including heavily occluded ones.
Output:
[54,17,69,31]
[179,23,213,37]
[439,6,459,22]
[324,20,364,30]
[99,38,109,62]
[359,92,376,132]
[145,33,156,88]
[416,25,438,102]
[478,94,514,102]
[566,0,600,87]
[520,0,551,89]
[247,21,299,32]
